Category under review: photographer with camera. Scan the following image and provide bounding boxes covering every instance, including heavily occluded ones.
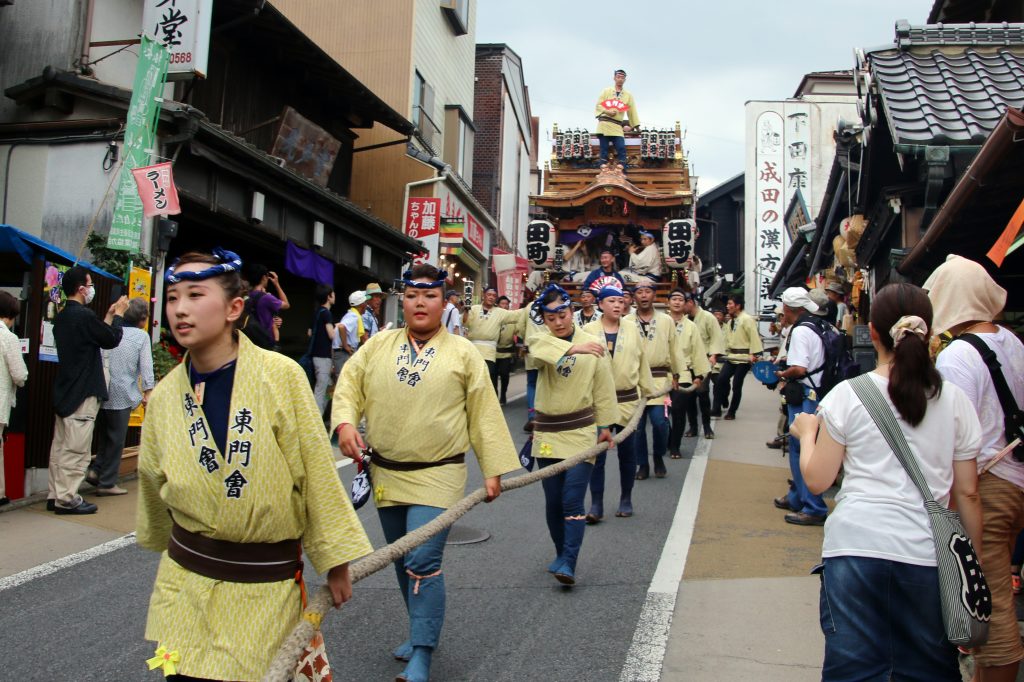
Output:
[927,255,1024,681]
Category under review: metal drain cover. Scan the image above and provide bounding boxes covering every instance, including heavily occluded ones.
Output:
[445,524,491,545]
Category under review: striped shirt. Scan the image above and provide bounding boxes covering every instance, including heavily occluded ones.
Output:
[102,326,155,410]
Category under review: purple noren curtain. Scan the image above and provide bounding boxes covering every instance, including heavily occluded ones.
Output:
[285,240,334,286]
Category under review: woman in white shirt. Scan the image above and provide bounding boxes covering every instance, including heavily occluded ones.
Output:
[0,292,29,505]
[790,283,983,681]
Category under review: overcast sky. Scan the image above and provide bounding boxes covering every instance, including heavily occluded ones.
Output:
[476,0,928,193]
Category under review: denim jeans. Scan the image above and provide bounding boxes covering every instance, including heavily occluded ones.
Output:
[598,134,627,168]
[819,556,960,681]
[636,405,669,471]
[538,458,593,556]
[377,505,451,648]
[590,425,637,502]
[785,394,827,517]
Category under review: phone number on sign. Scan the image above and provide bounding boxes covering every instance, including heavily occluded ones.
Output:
[170,52,193,65]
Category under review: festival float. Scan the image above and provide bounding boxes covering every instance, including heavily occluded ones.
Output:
[526,122,699,303]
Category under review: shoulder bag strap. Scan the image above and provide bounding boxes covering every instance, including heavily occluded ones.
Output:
[958,333,1023,424]
[849,374,936,504]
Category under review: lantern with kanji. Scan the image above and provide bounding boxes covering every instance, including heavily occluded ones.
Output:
[525,220,557,268]
[662,219,697,269]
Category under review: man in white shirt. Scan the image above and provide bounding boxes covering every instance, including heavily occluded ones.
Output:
[334,290,368,376]
[620,231,662,284]
[773,287,828,526]
[443,290,462,335]
[926,255,1024,680]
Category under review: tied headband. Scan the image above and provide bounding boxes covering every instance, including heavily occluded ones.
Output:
[598,285,624,301]
[165,248,242,284]
[402,269,447,289]
[890,315,929,347]
[530,283,571,325]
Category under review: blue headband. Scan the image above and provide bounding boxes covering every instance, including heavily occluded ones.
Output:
[639,230,654,239]
[633,280,655,291]
[530,283,572,325]
[598,285,624,301]
[165,248,242,284]
[402,269,448,289]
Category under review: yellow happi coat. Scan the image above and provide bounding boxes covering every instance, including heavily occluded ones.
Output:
[513,306,546,372]
[463,304,518,363]
[692,306,726,360]
[670,314,712,383]
[331,327,519,509]
[723,310,763,363]
[530,327,618,461]
[625,310,684,406]
[137,334,372,682]
[496,310,518,361]
[583,318,656,425]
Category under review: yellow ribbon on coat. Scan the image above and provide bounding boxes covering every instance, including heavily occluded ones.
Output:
[146,646,180,677]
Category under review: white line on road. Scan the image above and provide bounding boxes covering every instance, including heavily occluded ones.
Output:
[619,436,711,682]
[0,532,138,593]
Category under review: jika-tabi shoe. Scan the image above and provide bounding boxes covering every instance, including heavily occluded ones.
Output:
[635,466,649,480]
[615,498,633,517]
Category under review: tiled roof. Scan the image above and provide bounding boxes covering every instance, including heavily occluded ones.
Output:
[869,42,1024,145]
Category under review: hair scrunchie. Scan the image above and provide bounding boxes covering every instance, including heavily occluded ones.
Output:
[889,314,929,347]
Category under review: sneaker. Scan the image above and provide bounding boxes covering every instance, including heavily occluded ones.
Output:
[55,500,98,515]
[46,499,56,512]
[95,485,128,496]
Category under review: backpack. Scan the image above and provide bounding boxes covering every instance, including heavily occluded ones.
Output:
[789,314,861,398]
[239,292,276,350]
[957,333,1024,462]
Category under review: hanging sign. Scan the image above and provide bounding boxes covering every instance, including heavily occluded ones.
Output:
[131,162,181,218]
[108,36,170,252]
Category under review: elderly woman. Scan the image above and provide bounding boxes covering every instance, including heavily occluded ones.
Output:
[86,297,155,495]
[0,291,29,506]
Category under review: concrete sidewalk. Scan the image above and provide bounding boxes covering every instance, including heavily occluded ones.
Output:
[661,375,827,681]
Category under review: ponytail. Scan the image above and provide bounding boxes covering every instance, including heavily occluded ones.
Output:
[870,283,942,427]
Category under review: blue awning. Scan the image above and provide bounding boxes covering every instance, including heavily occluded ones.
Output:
[0,224,119,280]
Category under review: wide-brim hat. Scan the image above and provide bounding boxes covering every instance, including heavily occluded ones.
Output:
[364,282,383,296]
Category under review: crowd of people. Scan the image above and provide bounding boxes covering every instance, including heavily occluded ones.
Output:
[5,243,1022,682]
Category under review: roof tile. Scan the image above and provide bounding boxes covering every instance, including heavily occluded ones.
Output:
[869,45,1024,145]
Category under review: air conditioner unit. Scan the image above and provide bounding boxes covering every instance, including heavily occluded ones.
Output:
[251,192,265,223]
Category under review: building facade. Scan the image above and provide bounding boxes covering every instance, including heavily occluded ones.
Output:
[275,0,498,297]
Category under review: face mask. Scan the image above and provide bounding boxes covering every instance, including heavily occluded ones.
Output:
[83,285,96,304]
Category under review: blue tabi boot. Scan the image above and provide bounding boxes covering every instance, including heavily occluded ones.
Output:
[616,495,634,518]
[396,645,433,682]
[553,516,587,586]
[585,497,604,525]
[393,640,413,662]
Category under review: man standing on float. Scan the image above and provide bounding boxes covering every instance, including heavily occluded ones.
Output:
[594,69,640,169]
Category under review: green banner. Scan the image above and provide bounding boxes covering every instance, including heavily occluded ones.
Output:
[108,35,170,252]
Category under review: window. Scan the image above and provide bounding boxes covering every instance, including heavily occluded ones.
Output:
[440,0,469,36]
[412,71,439,152]
[444,105,474,182]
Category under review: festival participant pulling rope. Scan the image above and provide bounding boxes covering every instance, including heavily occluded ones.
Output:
[262,385,665,682]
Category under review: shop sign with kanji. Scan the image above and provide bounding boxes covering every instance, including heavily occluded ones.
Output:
[142,0,213,80]
[131,162,181,218]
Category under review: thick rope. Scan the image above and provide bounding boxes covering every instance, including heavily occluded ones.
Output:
[262,388,667,681]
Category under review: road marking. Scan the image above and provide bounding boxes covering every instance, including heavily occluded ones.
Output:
[336,457,353,469]
[619,436,711,682]
[0,532,137,593]
[505,391,526,403]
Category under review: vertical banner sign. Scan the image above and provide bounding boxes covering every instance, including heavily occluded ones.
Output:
[405,197,441,265]
[753,111,785,313]
[142,0,214,80]
[439,219,465,256]
[466,215,485,254]
[108,36,170,252]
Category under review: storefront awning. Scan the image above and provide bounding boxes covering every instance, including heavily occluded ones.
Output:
[0,224,118,280]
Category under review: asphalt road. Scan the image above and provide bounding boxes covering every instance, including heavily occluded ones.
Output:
[0,394,697,682]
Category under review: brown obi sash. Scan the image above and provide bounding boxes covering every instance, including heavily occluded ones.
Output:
[616,387,640,403]
[168,522,301,583]
[728,348,750,354]
[650,365,671,378]
[497,345,516,354]
[368,449,466,471]
[534,407,596,432]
